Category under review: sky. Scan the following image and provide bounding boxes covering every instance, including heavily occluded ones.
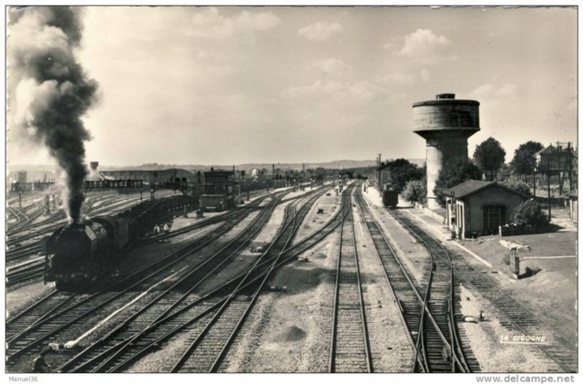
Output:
[6,5,578,167]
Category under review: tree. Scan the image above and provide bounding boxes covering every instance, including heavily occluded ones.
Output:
[501,177,533,198]
[386,158,424,194]
[434,157,482,207]
[512,199,548,227]
[510,141,544,178]
[314,167,326,184]
[473,137,506,181]
[402,179,427,204]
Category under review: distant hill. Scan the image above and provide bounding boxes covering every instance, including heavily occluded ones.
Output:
[8,158,426,177]
[236,159,378,171]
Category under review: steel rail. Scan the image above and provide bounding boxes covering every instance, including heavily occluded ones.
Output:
[388,209,470,373]
[6,194,275,361]
[355,192,468,372]
[64,187,347,373]
[329,188,373,373]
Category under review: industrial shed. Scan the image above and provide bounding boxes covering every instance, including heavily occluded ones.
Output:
[200,170,236,211]
[443,180,527,239]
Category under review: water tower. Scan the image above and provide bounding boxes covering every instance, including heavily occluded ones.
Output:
[413,93,480,209]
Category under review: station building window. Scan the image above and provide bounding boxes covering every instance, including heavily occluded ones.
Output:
[483,205,506,234]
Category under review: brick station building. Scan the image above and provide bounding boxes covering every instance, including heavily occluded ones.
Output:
[443,180,526,239]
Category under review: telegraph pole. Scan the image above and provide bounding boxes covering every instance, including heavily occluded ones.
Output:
[532,163,536,198]
[546,156,552,222]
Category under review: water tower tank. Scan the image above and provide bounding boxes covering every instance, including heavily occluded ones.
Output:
[413,93,480,209]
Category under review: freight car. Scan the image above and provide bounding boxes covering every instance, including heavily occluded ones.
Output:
[382,189,399,208]
[44,195,196,290]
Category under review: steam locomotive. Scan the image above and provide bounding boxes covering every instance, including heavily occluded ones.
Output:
[44,195,196,290]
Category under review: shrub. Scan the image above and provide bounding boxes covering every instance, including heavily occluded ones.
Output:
[512,199,548,227]
[386,158,424,194]
[402,179,426,204]
[502,178,533,198]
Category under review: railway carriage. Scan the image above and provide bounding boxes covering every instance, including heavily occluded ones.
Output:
[44,195,196,290]
[382,189,399,208]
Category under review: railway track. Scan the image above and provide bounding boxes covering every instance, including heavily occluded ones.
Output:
[7,186,350,373]
[5,193,277,369]
[393,210,577,373]
[6,194,130,245]
[5,195,151,287]
[6,191,321,288]
[6,203,91,248]
[188,186,335,373]
[329,190,372,373]
[6,192,142,242]
[57,188,328,372]
[5,208,232,288]
[387,207,471,373]
[6,194,165,264]
[6,257,46,287]
[7,206,31,234]
[169,196,312,372]
[354,192,471,373]
[52,186,342,373]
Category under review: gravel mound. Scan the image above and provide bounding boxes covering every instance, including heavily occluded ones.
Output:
[271,266,327,292]
[313,252,328,260]
[279,325,306,342]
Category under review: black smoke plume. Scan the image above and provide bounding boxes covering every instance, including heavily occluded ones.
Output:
[8,7,99,223]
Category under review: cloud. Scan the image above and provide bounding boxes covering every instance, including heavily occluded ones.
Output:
[350,81,387,101]
[377,69,430,84]
[377,72,416,84]
[282,79,344,99]
[190,8,280,39]
[311,58,352,76]
[298,21,343,41]
[282,79,404,104]
[397,29,456,64]
[350,82,407,103]
[468,83,519,102]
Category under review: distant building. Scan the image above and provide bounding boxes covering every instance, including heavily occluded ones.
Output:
[443,180,526,239]
[17,171,27,184]
[101,168,195,184]
[200,169,236,211]
[376,162,392,191]
[534,142,577,193]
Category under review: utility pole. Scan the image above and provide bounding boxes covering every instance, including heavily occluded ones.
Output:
[151,171,157,200]
[546,156,552,222]
[532,149,540,198]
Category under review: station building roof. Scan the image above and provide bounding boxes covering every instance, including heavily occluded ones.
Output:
[443,180,527,199]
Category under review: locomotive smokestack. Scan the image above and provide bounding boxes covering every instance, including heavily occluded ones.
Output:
[8,7,100,223]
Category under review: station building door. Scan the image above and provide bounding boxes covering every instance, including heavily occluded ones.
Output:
[483,205,506,234]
